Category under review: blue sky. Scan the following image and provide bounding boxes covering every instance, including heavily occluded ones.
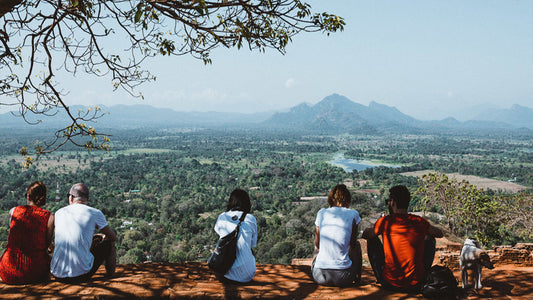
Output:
[61,0,533,120]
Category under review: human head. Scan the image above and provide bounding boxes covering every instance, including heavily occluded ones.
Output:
[68,183,89,204]
[226,188,251,213]
[327,184,352,208]
[388,185,410,210]
[27,181,47,207]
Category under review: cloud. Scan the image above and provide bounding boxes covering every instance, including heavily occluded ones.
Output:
[285,78,296,88]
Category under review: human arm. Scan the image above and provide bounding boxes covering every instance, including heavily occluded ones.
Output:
[350,221,359,249]
[46,214,54,247]
[99,225,117,242]
[251,215,258,248]
[314,226,320,252]
[313,209,323,254]
[350,220,363,280]
[95,210,116,242]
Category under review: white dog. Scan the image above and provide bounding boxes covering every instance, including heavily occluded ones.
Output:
[460,238,494,289]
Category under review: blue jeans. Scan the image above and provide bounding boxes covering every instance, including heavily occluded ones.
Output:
[366,235,436,291]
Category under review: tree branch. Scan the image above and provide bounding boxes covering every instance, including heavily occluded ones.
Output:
[1,0,343,166]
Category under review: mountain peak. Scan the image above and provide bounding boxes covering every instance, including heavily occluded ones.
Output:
[264,94,418,133]
[314,94,356,108]
[472,103,533,129]
[511,104,532,111]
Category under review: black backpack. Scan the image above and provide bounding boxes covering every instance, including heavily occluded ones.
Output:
[208,212,247,274]
[422,265,458,300]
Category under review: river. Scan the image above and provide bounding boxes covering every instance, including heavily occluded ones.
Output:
[329,152,399,172]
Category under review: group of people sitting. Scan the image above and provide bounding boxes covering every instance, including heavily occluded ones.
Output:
[217,184,443,294]
[0,181,116,284]
[0,180,442,295]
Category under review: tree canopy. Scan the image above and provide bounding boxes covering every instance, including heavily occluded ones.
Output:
[0,0,344,162]
[415,172,503,245]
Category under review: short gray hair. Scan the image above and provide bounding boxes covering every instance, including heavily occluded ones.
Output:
[70,183,89,200]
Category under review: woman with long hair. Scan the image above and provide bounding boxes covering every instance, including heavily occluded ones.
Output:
[0,181,55,284]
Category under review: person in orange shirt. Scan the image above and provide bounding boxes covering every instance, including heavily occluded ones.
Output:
[362,185,443,292]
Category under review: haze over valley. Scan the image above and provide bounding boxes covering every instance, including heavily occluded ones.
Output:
[2,94,533,135]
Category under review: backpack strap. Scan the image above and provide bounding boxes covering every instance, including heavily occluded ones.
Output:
[235,212,247,233]
[238,211,247,223]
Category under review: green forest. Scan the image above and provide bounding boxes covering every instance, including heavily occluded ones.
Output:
[0,129,532,265]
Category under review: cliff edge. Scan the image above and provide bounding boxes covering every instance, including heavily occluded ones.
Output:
[1,243,532,299]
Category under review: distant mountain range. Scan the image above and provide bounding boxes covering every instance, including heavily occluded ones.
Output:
[1,94,532,134]
[0,105,272,129]
[471,104,533,129]
[263,94,531,134]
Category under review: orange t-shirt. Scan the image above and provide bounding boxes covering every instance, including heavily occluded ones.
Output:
[374,213,429,288]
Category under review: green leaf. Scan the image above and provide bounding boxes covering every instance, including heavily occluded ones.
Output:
[135,9,142,23]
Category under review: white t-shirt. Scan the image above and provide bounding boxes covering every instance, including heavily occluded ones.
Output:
[214,211,257,283]
[314,207,361,269]
[51,203,108,278]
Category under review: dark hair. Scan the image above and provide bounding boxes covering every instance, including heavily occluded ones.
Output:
[226,188,251,213]
[389,185,410,209]
[27,181,47,207]
[327,184,352,208]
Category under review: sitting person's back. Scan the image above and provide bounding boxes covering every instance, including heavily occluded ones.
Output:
[50,183,116,282]
[375,212,429,287]
[213,189,257,283]
[363,185,443,291]
[312,184,362,287]
[0,181,54,284]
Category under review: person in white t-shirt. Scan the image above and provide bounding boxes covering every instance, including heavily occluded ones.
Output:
[312,184,362,286]
[214,189,257,283]
[50,183,117,283]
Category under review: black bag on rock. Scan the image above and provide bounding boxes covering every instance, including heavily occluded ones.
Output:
[208,212,247,274]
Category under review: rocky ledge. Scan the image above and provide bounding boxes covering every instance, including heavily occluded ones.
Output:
[0,262,532,299]
[1,243,532,299]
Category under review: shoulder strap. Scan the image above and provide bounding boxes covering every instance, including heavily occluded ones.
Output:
[238,211,247,223]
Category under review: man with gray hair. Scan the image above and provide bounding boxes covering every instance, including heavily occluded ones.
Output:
[51,183,116,283]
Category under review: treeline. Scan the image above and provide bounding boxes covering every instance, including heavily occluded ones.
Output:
[345,136,533,187]
[416,172,532,245]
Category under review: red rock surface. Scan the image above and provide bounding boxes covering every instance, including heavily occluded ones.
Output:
[0,262,531,299]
